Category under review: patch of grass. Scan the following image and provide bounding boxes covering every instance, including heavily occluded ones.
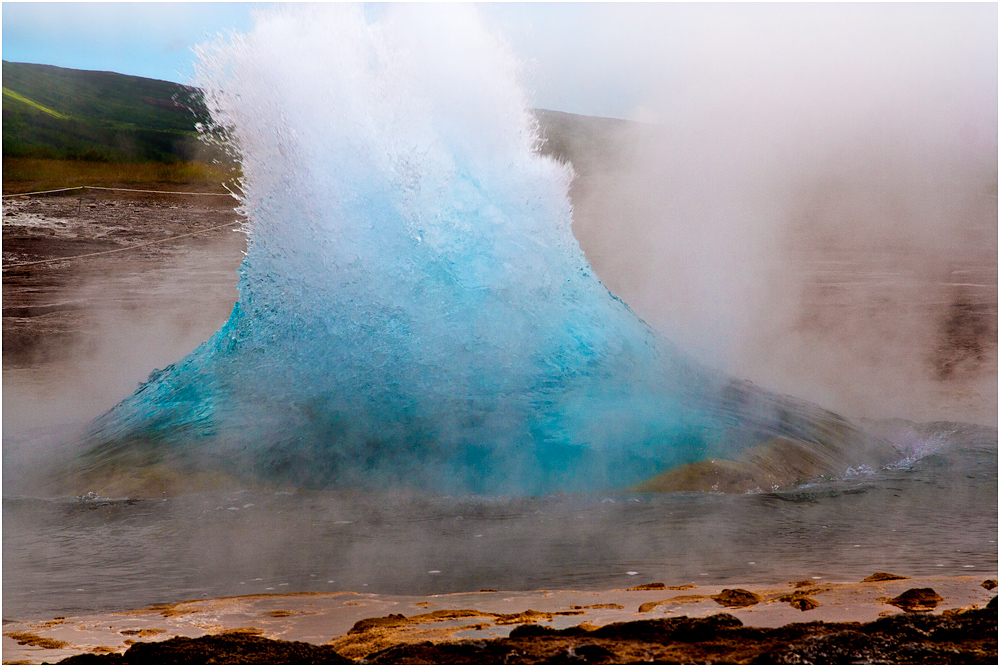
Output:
[2,157,239,194]
[2,86,69,119]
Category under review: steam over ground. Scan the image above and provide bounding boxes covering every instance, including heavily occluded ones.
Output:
[524,3,997,424]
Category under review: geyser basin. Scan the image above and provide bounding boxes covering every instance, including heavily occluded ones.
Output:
[73,4,870,495]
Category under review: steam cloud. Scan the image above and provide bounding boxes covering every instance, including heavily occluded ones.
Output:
[538,2,998,424]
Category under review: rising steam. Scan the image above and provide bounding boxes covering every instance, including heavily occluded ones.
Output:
[546,3,997,424]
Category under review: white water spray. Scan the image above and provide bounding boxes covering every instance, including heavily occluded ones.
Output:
[78,4,863,494]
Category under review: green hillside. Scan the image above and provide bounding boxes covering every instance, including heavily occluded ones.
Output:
[2,61,213,163]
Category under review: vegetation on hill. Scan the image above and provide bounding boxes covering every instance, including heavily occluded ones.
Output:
[2,61,214,163]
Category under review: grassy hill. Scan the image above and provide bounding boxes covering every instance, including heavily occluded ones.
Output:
[2,61,212,163]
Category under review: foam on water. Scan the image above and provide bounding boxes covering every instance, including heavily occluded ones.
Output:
[78,4,860,494]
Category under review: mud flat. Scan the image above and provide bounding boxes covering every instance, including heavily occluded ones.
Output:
[2,575,996,664]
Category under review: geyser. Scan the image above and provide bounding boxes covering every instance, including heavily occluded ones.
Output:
[76,4,863,495]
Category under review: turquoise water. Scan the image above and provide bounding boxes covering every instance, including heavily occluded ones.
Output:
[77,4,867,494]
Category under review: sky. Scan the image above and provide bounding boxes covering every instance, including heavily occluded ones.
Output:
[3,2,996,124]
[2,2,260,83]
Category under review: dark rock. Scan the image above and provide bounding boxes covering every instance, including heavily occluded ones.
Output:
[508,624,557,638]
[540,643,616,664]
[863,572,910,582]
[347,613,408,634]
[60,631,353,664]
[59,654,126,665]
[794,629,876,663]
[761,605,998,664]
[509,623,589,639]
[367,640,522,665]
[886,588,944,612]
[627,582,666,591]
[712,588,763,608]
[589,614,743,643]
[788,596,821,612]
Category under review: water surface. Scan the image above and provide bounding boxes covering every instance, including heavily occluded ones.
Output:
[4,420,994,621]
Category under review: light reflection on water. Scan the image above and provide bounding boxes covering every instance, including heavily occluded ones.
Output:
[3,422,996,621]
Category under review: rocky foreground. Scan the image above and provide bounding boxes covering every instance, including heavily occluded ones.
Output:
[6,575,997,664]
[56,598,996,664]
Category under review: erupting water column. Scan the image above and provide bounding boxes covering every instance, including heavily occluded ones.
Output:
[78,4,860,495]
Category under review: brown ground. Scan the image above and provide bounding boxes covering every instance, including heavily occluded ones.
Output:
[5,575,997,664]
[54,601,998,664]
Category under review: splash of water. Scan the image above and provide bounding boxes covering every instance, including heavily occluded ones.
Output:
[78,5,863,495]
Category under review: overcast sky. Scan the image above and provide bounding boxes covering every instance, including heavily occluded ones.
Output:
[2,2,997,126]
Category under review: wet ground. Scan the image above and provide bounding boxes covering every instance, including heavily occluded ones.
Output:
[3,187,246,437]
